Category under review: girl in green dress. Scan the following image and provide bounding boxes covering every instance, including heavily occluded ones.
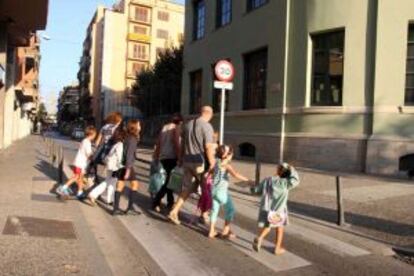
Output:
[250,163,299,255]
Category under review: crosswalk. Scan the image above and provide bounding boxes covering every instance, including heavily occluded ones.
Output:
[51,138,398,276]
[116,186,377,276]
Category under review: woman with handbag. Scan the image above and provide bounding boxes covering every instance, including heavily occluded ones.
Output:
[250,163,300,255]
[152,114,183,212]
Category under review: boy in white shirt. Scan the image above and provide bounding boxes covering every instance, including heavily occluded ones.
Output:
[57,126,97,199]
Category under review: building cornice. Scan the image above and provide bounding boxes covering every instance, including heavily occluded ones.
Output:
[213,106,414,117]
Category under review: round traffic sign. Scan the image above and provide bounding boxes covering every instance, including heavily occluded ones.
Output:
[214,60,235,82]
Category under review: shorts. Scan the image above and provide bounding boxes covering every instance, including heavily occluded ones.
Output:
[72,166,83,177]
[114,167,137,181]
[182,162,204,194]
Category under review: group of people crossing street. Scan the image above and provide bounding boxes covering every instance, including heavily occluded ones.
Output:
[55,106,300,255]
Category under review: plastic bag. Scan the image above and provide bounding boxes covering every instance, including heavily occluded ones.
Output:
[167,166,184,193]
[148,161,166,195]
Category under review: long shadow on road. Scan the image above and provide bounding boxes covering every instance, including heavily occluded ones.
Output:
[289,201,414,237]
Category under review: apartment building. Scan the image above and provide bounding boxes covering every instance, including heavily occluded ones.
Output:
[181,0,414,176]
[57,85,81,124]
[0,0,48,149]
[78,0,184,127]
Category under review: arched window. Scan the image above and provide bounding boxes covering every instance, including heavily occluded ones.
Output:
[239,143,256,158]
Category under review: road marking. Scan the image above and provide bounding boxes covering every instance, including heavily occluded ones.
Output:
[9,216,29,236]
[119,215,224,276]
[231,194,371,257]
[180,203,312,274]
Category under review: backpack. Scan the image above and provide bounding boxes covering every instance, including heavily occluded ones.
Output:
[104,142,123,171]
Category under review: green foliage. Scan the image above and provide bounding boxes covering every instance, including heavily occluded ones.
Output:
[36,102,48,122]
[132,45,183,118]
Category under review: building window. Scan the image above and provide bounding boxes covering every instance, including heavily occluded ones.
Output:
[190,70,203,114]
[216,0,232,28]
[243,48,267,110]
[247,0,268,12]
[193,0,206,40]
[157,29,169,39]
[25,57,35,74]
[158,11,170,21]
[134,6,150,23]
[311,30,345,106]
[405,24,414,104]
[130,62,147,76]
[131,43,149,60]
[133,25,149,35]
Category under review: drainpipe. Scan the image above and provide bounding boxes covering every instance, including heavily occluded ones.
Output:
[279,0,291,163]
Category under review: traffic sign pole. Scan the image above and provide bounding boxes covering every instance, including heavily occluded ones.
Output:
[219,88,225,145]
[214,60,235,146]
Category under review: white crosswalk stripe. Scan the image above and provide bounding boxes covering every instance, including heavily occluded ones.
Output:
[180,203,312,274]
[120,214,224,276]
[230,192,371,257]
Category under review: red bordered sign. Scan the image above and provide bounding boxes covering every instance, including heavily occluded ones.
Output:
[214,60,235,82]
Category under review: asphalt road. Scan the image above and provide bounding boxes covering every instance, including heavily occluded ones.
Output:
[47,132,414,276]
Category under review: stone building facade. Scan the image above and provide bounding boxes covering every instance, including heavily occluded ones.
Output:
[181,0,414,176]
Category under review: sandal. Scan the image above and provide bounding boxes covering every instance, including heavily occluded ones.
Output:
[168,213,181,225]
[221,231,237,240]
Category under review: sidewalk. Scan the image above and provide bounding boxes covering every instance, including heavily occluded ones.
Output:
[0,136,160,275]
[136,148,414,248]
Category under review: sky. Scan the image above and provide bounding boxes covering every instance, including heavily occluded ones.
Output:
[39,0,185,114]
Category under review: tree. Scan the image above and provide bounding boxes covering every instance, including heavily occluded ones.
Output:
[36,102,48,123]
[132,45,183,118]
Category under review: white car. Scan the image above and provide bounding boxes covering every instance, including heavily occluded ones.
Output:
[71,128,85,140]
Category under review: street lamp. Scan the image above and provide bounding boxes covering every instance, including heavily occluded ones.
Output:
[41,34,51,41]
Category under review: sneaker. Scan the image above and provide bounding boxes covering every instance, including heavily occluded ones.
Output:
[124,208,142,216]
[76,191,86,200]
[57,185,70,196]
[112,210,124,216]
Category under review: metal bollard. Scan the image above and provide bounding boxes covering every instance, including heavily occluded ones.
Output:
[336,176,345,226]
[255,155,261,186]
[52,142,57,165]
[58,146,64,184]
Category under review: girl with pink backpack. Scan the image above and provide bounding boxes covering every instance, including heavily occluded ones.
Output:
[207,145,252,239]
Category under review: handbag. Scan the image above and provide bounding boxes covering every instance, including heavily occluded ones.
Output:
[265,178,287,227]
[267,210,287,227]
[167,166,184,193]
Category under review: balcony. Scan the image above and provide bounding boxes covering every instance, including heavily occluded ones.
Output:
[0,0,49,46]
[128,33,151,43]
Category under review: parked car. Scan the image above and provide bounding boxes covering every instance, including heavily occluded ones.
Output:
[71,127,85,140]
